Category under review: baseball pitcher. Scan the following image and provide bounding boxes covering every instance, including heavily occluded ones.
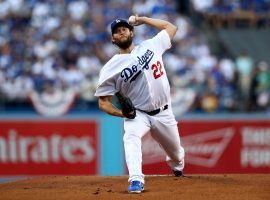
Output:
[94,15,185,193]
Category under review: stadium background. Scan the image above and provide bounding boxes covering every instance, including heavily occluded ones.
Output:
[0,0,270,181]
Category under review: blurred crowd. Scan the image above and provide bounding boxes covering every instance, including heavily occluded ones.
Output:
[192,0,270,14]
[0,0,269,114]
[192,0,270,27]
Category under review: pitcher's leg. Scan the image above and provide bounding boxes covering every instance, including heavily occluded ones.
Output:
[123,114,150,183]
[151,121,185,172]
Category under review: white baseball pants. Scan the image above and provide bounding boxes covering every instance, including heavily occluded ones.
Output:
[123,105,185,183]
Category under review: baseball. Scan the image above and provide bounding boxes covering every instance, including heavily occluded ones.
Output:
[128,15,136,25]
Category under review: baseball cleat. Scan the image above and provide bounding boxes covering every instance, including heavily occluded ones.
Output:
[173,170,183,177]
[128,181,144,193]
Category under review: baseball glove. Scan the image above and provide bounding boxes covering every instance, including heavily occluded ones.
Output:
[115,91,136,119]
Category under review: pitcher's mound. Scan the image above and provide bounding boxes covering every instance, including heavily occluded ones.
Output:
[0,174,269,200]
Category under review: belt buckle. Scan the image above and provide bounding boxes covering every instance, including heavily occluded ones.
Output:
[161,104,168,111]
[161,106,165,111]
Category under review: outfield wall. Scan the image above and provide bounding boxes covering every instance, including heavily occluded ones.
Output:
[0,113,269,176]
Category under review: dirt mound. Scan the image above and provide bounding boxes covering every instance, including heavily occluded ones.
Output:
[0,174,269,200]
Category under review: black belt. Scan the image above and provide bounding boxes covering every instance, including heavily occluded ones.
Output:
[139,104,168,116]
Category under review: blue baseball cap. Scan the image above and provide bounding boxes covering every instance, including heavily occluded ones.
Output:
[111,18,133,34]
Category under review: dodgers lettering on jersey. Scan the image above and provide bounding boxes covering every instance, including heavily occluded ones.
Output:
[95,30,172,111]
[121,49,154,83]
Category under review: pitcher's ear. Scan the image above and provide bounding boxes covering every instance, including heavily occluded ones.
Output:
[111,35,115,44]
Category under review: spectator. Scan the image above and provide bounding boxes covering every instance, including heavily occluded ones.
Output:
[235,51,254,109]
[255,61,270,110]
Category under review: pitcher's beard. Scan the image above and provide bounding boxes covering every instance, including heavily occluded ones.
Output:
[114,36,133,49]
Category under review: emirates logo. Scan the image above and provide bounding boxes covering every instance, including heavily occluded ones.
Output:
[0,129,95,164]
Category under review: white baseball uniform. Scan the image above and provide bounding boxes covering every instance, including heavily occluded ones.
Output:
[95,30,185,183]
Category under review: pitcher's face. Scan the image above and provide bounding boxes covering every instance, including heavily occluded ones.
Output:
[112,26,133,49]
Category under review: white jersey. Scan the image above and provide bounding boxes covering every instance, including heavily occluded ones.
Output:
[95,30,172,111]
